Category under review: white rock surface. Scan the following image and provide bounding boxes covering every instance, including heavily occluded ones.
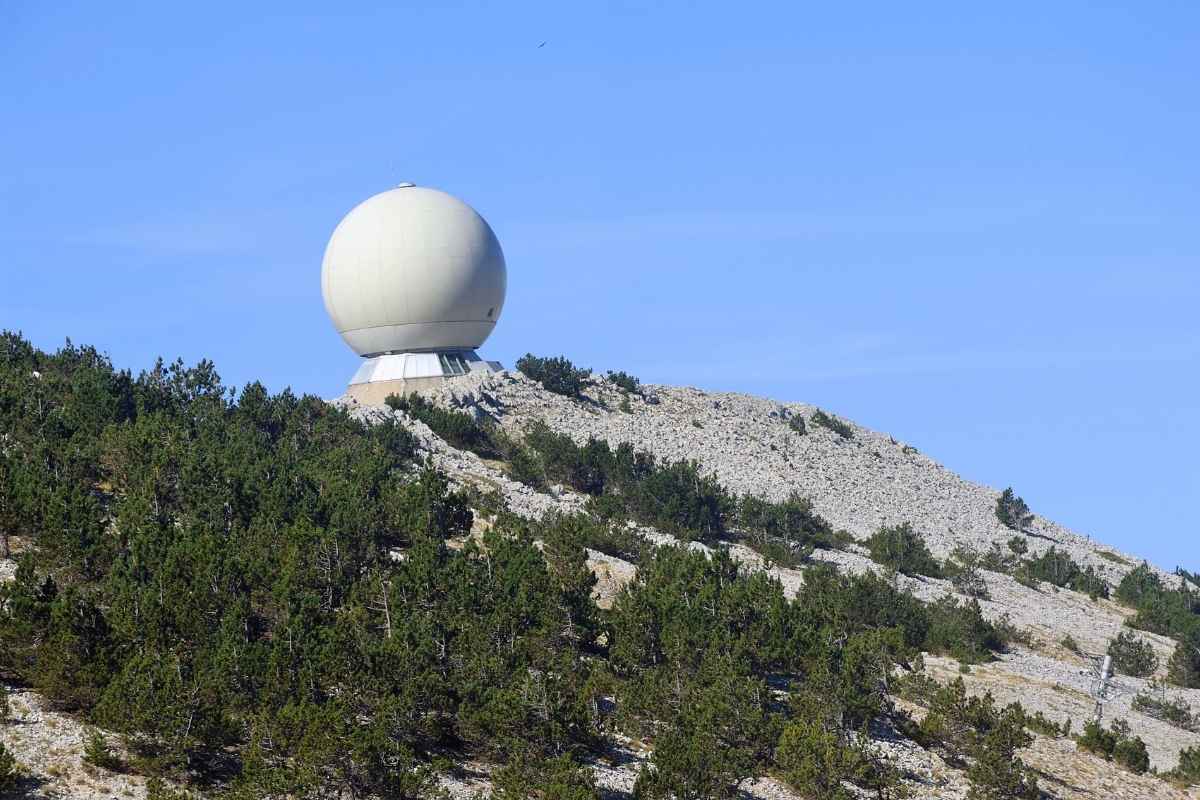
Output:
[386,370,1185,591]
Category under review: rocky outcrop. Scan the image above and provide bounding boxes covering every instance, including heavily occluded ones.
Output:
[384,370,1182,588]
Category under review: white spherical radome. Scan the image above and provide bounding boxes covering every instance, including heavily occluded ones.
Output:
[321,185,507,356]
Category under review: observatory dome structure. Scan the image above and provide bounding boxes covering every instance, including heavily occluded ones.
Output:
[322,184,508,404]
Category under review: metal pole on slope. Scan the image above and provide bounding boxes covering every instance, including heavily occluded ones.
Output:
[1091,654,1113,723]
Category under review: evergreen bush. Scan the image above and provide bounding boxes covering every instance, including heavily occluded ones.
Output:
[1168,639,1200,688]
[865,523,942,578]
[1132,687,1196,731]
[517,354,592,398]
[811,409,853,439]
[385,392,501,458]
[489,752,600,800]
[1113,734,1150,774]
[913,678,1039,798]
[945,544,991,599]
[1172,746,1200,785]
[0,742,17,791]
[775,716,865,800]
[995,488,1033,531]
[1116,562,1164,607]
[1077,719,1149,774]
[605,370,641,395]
[1107,631,1159,677]
[83,729,121,771]
[1017,547,1109,598]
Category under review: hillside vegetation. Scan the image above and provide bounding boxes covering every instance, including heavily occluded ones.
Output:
[2,337,1199,799]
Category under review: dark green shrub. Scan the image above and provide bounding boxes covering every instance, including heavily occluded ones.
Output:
[0,742,16,791]
[995,488,1033,531]
[945,545,990,599]
[1168,639,1200,688]
[788,415,806,435]
[1006,536,1028,556]
[864,523,942,578]
[1113,734,1150,774]
[1116,562,1164,607]
[1023,710,1070,737]
[385,392,501,458]
[1129,589,1200,638]
[632,717,759,800]
[811,409,853,439]
[1077,719,1148,773]
[978,542,1017,573]
[533,511,646,565]
[736,492,836,566]
[796,566,1011,667]
[506,442,547,489]
[605,370,640,395]
[1117,572,1200,671]
[628,459,730,542]
[796,565,930,654]
[523,423,610,495]
[775,716,868,800]
[611,550,782,800]
[1132,688,1196,731]
[516,354,591,398]
[966,719,1039,799]
[1173,745,1200,785]
[914,678,1039,798]
[925,595,1010,663]
[461,484,508,517]
[1018,546,1109,598]
[489,752,600,800]
[514,423,737,544]
[83,728,121,770]
[1108,631,1159,677]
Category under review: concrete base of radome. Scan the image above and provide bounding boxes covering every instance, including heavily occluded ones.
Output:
[342,350,502,406]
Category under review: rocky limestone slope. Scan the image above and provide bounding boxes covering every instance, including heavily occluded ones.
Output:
[405,370,1181,587]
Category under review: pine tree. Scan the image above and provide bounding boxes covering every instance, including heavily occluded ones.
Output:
[1168,639,1200,688]
[995,488,1033,532]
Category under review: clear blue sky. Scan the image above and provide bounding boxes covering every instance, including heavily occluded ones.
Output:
[2,2,1197,569]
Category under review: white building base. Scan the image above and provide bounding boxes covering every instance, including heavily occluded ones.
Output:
[343,350,502,406]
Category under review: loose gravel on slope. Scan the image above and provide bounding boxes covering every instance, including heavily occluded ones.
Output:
[397,371,1182,587]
